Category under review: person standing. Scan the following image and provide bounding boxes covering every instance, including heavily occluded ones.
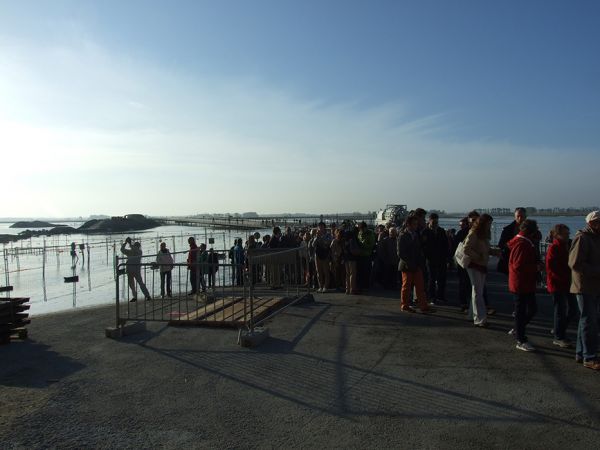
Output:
[454,217,472,312]
[422,213,449,304]
[156,242,174,298]
[233,238,244,286]
[397,215,434,313]
[187,237,199,295]
[121,237,151,302]
[342,228,360,294]
[314,222,332,292]
[463,214,495,327]
[382,227,399,289]
[357,221,376,293]
[546,224,578,348]
[330,228,345,291]
[569,211,600,370]
[508,220,542,351]
[207,247,219,288]
[197,243,208,292]
[497,207,527,275]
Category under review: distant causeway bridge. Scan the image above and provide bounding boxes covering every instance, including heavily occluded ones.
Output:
[154,214,375,231]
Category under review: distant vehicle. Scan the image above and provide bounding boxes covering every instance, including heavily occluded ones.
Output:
[375,204,409,228]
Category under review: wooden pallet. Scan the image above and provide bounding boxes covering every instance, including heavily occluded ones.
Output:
[169,296,285,327]
[0,297,30,344]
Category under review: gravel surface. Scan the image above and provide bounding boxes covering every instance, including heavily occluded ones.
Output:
[1,271,599,449]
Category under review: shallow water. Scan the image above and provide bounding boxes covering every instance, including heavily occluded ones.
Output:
[0,216,588,316]
[0,224,268,316]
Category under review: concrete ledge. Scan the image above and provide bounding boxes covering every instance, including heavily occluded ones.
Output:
[105,321,146,339]
[239,327,269,348]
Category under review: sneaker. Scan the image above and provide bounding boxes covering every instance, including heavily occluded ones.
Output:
[129,298,137,303]
[507,329,515,336]
[401,306,416,313]
[516,342,535,352]
[145,296,152,301]
[583,360,600,370]
[552,339,572,348]
[475,321,489,328]
[487,308,496,316]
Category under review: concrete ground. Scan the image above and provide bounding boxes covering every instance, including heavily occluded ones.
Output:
[1,270,599,449]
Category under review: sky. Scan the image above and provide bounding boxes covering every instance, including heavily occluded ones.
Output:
[1,0,599,217]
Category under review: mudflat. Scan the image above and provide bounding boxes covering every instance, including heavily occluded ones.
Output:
[1,272,599,449]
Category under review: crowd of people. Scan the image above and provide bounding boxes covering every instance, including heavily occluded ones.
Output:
[121,207,600,371]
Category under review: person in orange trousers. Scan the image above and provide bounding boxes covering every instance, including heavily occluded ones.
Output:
[397,214,435,313]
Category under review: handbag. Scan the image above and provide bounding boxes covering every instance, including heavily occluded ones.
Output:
[454,241,471,269]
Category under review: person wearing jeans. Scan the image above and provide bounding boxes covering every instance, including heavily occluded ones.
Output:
[568,211,600,370]
[575,294,599,365]
[546,224,578,347]
[508,220,542,351]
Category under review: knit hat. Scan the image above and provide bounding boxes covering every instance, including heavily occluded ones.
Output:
[585,211,600,223]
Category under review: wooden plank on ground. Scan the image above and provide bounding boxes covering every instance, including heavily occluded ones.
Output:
[175,297,240,321]
[224,297,276,322]
[207,298,249,322]
[239,297,284,324]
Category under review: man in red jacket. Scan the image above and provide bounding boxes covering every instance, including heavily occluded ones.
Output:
[508,219,543,352]
[546,224,578,348]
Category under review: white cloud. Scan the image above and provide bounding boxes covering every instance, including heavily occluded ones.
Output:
[0,36,597,217]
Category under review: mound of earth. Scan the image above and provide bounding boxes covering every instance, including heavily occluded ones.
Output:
[78,216,161,233]
[10,220,59,228]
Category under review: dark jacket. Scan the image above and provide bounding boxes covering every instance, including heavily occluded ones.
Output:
[422,226,449,264]
[508,233,538,294]
[397,230,425,272]
[342,235,360,262]
[546,238,570,293]
[497,221,519,274]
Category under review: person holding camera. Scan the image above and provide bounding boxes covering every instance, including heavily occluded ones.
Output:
[121,237,151,302]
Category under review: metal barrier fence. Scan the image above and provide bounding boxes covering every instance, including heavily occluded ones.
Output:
[114,246,311,336]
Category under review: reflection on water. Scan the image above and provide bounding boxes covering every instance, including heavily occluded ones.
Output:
[0,225,268,316]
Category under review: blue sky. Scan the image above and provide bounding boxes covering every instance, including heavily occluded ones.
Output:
[1,0,599,217]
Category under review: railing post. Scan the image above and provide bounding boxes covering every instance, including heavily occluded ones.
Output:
[115,255,120,329]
